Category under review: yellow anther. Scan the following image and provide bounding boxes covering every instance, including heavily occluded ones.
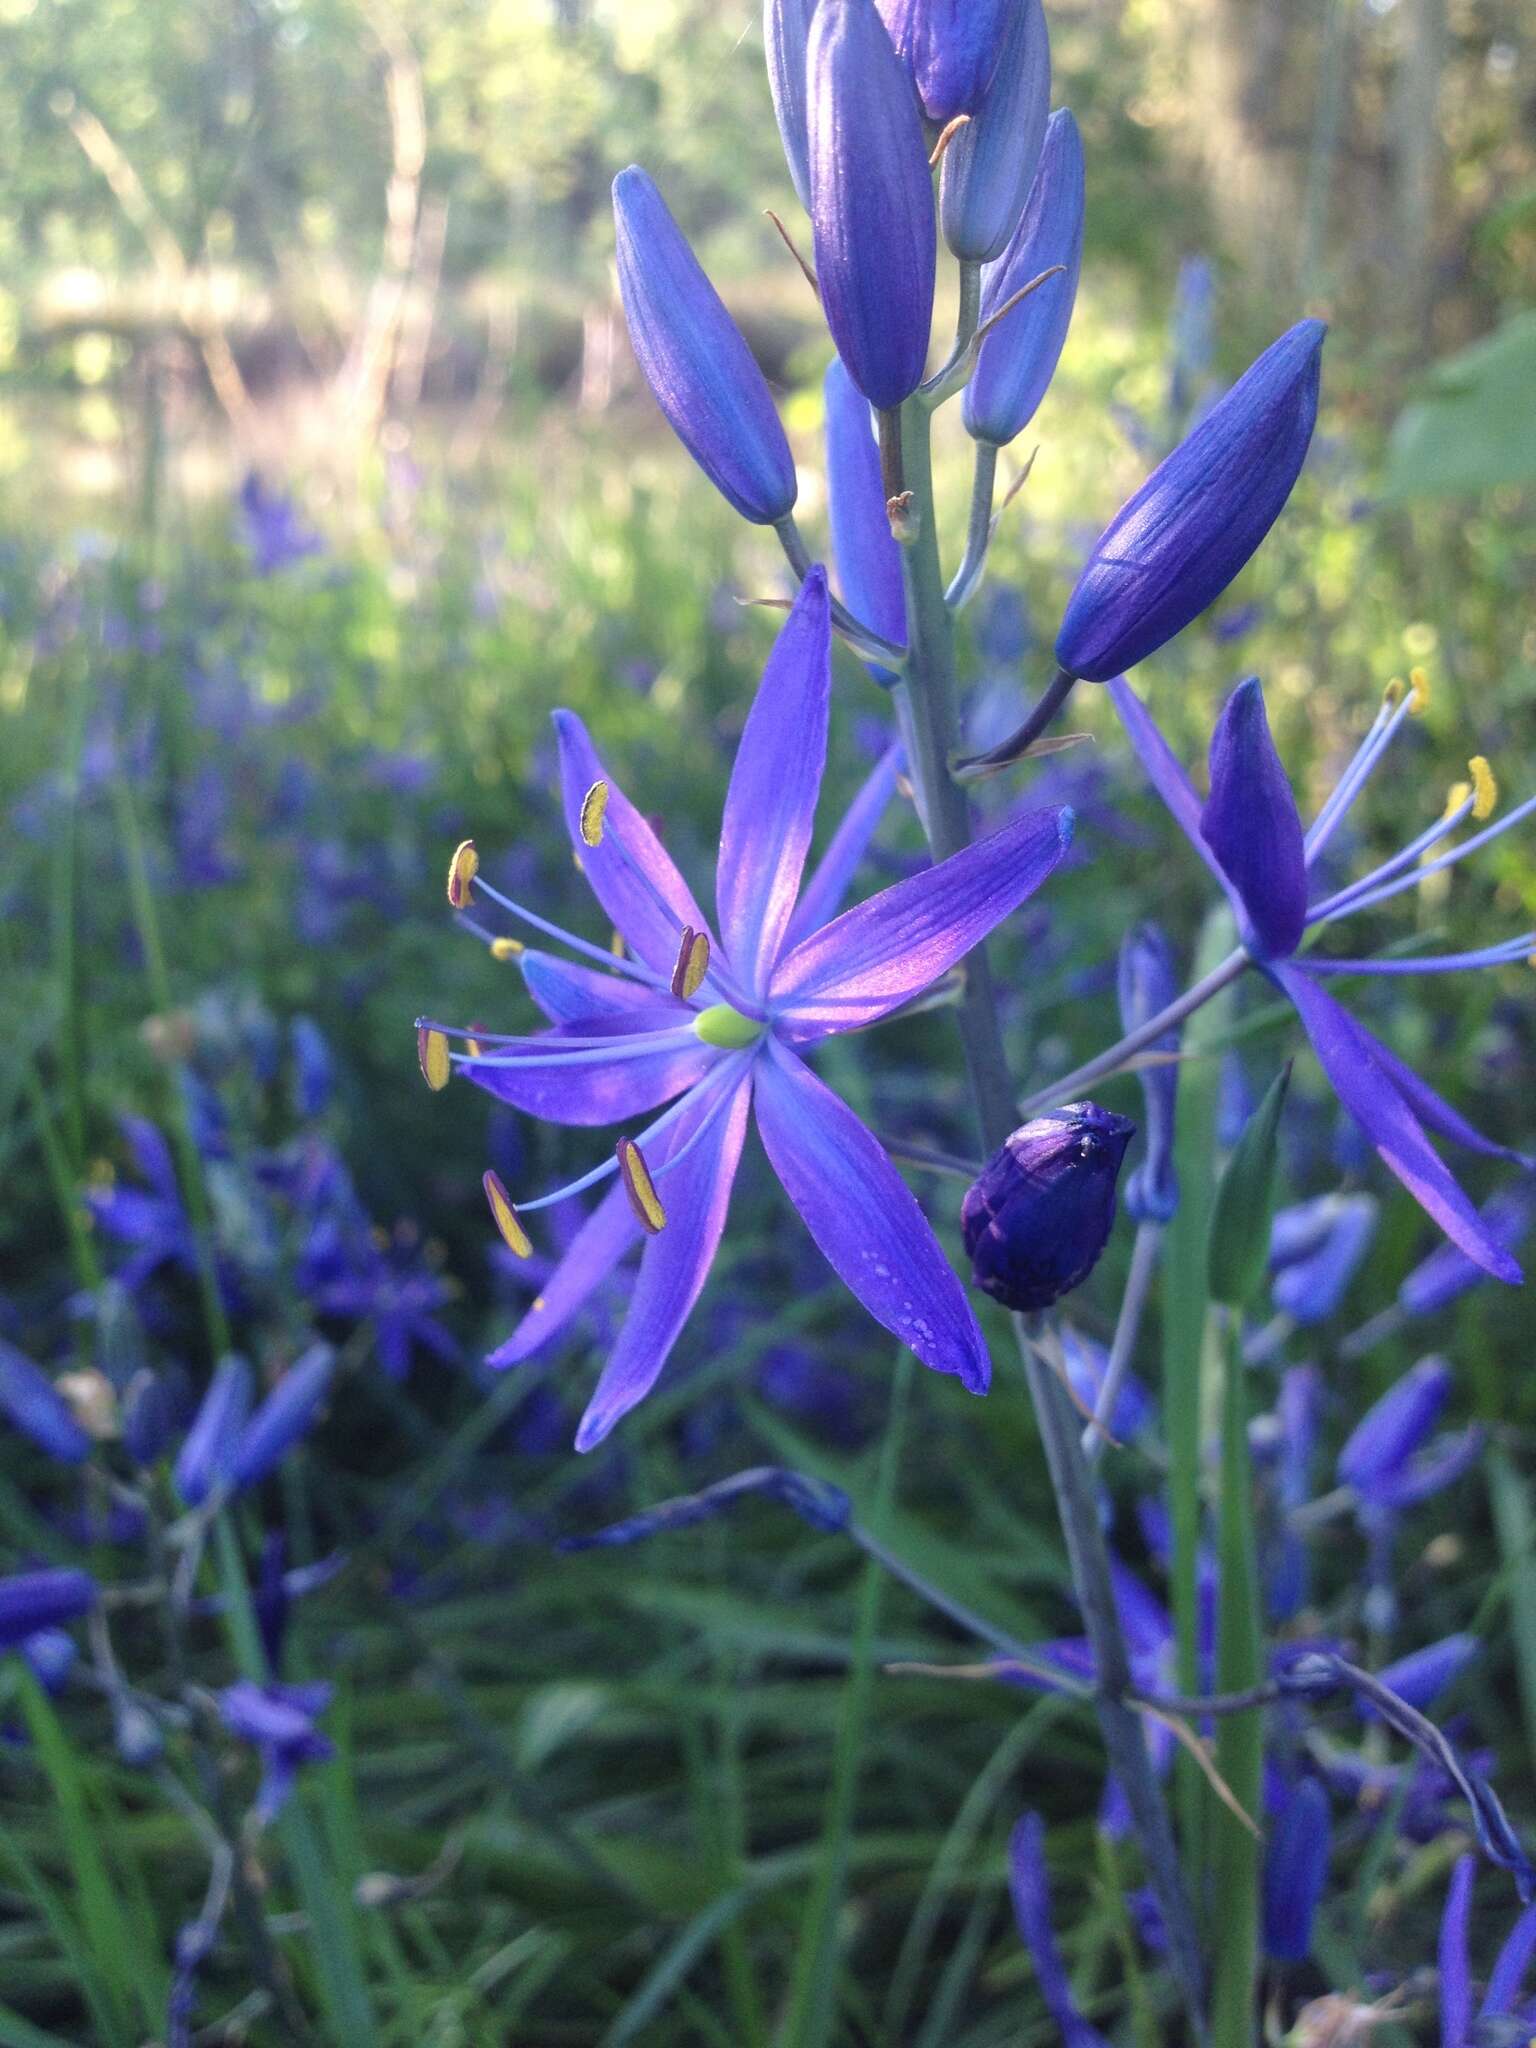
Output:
[465,1033,484,1059]
[1383,677,1404,708]
[482,1170,532,1258]
[616,1136,666,1234]
[416,1024,451,1092]
[490,935,524,961]
[1407,666,1430,713]
[1468,755,1497,820]
[1440,780,1471,825]
[580,780,609,848]
[446,839,479,909]
[610,929,626,958]
[670,926,710,1001]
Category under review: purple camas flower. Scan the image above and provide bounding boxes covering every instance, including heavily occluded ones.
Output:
[875,0,1011,121]
[1337,1355,1451,1497]
[217,1681,334,1825]
[0,1569,97,1649]
[961,1102,1134,1312]
[1361,1634,1479,1717]
[420,570,1073,1449]
[1008,1813,1114,2048]
[964,109,1085,449]
[1268,1192,1378,1323]
[809,0,936,410]
[1398,1179,1536,1318]
[174,1355,253,1506]
[237,473,322,578]
[613,167,797,526]
[1058,320,1325,680]
[0,1339,92,1465]
[938,0,1050,263]
[1439,1855,1536,2048]
[225,1343,335,1492]
[1112,671,1532,1281]
[1262,1776,1332,1962]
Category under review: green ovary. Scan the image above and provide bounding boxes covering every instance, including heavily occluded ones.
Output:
[693,1003,765,1050]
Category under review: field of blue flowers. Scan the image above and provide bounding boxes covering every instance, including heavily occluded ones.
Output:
[2,1,1535,2043]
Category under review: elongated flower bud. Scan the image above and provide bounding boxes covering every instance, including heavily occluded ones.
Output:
[1360,1634,1477,1717]
[1263,1778,1331,1962]
[227,1343,335,1492]
[764,0,817,211]
[876,0,1011,121]
[0,1568,96,1650]
[122,1369,180,1468]
[809,0,936,410]
[1116,920,1179,1224]
[964,109,1083,447]
[961,1103,1134,1312]
[824,357,906,674]
[939,0,1050,263]
[1057,319,1326,681]
[613,167,798,525]
[0,1339,92,1465]
[174,1354,253,1507]
[1269,1193,1377,1324]
[1337,1354,1451,1496]
[1398,1180,1536,1317]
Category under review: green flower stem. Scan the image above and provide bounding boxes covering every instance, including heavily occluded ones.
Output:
[891,389,1208,2036]
[944,440,997,612]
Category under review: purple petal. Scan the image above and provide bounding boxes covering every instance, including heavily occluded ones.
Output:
[715,570,832,994]
[488,1182,639,1369]
[1106,678,1235,899]
[1484,1900,1536,2019]
[784,742,905,947]
[1359,1026,1532,1169]
[824,359,907,663]
[752,1042,988,1390]
[1200,678,1307,958]
[518,950,672,1026]
[463,1020,719,1127]
[876,0,1011,121]
[1440,1856,1475,2048]
[1008,1814,1115,2048]
[1337,1355,1451,1495]
[771,804,1071,1042]
[574,1077,751,1449]
[1277,966,1522,1285]
[553,710,715,978]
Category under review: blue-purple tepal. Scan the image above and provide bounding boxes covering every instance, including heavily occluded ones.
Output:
[1116,920,1179,1224]
[174,1353,253,1507]
[1056,319,1325,680]
[0,1569,97,1651]
[0,1339,92,1465]
[875,0,1011,121]
[613,167,797,525]
[939,0,1050,263]
[226,1343,335,1492]
[1269,1194,1378,1324]
[961,1103,1135,1312]
[1262,1777,1332,1963]
[1360,1633,1478,1717]
[824,357,907,675]
[809,0,936,411]
[964,110,1084,448]
[1336,1354,1451,1497]
[764,0,817,212]
[1200,677,1308,959]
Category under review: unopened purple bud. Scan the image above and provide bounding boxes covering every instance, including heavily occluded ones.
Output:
[939,0,1050,263]
[1269,1193,1378,1324]
[1200,677,1308,959]
[174,1354,253,1506]
[226,1343,335,1492]
[1368,1424,1486,1512]
[1337,1356,1451,1496]
[23,1628,78,1693]
[1116,920,1180,1224]
[809,0,936,410]
[122,1369,178,1468]
[764,0,817,211]
[613,167,797,525]
[824,357,906,670]
[961,1103,1135,1312]
[1399,1181,1536,1317]
[964,110,1084,448]
[0,1339,92,1465]
[1262,1777,1332,1962]
[0,1568,96,1650]
[1056,319,1325,681]
[1360,1633,1477,1717]
[875,0,1011,121]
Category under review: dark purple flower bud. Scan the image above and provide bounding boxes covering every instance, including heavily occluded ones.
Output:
[824,357,907,675]
[1056,320,1325,681]
[226,1343,335,1492]
[0,1339,92,1465]
[1269,1193,1378,1324]
[1116,920,1180,1224]
[1262,1777,1332,1962]
[122,1369,179,1468]
[0,1569,96,1650]
[1200,677,1308,959]
[1359,1633,1478,1718]
[809,0,936,410]
[1337,1355,1451,1496]
[875,0,1011,121]
[613,167,798,525]
[1399,1180,1536,1317]
[939,0,1050,263]
[964,110,1084,448]
[173,1354,253,1507]
[961,1103,1135,1312]
[764,0,816,211]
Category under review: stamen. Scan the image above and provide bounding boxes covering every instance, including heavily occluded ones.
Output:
[1382,677,1404,708]
[512,1059,739,1216]
[670,927,710,1001]
[1305,689,1418,865]
[470,874,668,990]
[450,1024,699,1070]
[1441,781,1471,823]
[1469,755,1497,820]
[417,1024,451,1092]
[446,840,479,909]
[1324,788,1536,921]
[483,1170,532,1257]
[1307,789,1475,927]
[1302,934,1536,976]
[490,936,524,961]
[580,781,609,848]
[1408,666,1430,713]
[616,1136,666,1234]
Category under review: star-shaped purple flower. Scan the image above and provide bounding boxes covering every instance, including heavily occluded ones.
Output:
[426,569,1073,1449]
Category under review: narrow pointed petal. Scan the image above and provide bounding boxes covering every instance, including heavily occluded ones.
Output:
[1358,1026,1533,1169]
[574,1079,751,1449]
[764,0,817,211]
[1483,1900,1536,2018]
[1440,1856,1475,2048]
[939,0,1051,263]
[785,741,905,945]
[825,358,907,667]
[1106,678,1236,900]
[227,1343,335,1492]
[0,1340,93,1465]
[1277,966,1522,1284]
[553,709,716,977]
[1007,1814,1115,2048]
[613,167,797,525]
[1200,677,1307,958]
[809,0,936,410]
[771,804,1071,1043]
[715,570,832,992]
[488,1181,639,1369]
[518,950,673,1026]
[753,1043,988,1390]
[463,1021,719,1126]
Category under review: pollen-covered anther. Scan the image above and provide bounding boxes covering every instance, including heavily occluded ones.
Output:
[1439,779,1471,827]
[416,1023,451,1092]
[1408,665,1431,713]
[579,780,610,849]
[670,926,710,1001]
[489,936,524,961]
[1468,755,1497,820]
[446,840,479,909]
[616,1136,666,1234]
[482,1170,532,1258]
[1383,677,1405,708]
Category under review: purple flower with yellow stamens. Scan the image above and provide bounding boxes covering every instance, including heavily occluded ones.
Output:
[421,569,1073,1449]
[1111,672,1532,1283]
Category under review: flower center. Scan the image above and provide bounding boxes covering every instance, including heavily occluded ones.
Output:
[693,1003,765,1050]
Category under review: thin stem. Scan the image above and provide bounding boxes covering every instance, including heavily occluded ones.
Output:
[944,441,998,613]
[1084,1222,1161,1462]
[920,259,982,400]
[953,662,1079,777]
[774,515,907,670]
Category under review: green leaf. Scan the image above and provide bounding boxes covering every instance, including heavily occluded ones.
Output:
[1380,312,1536,499]
[1207,1062,1292,1308]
